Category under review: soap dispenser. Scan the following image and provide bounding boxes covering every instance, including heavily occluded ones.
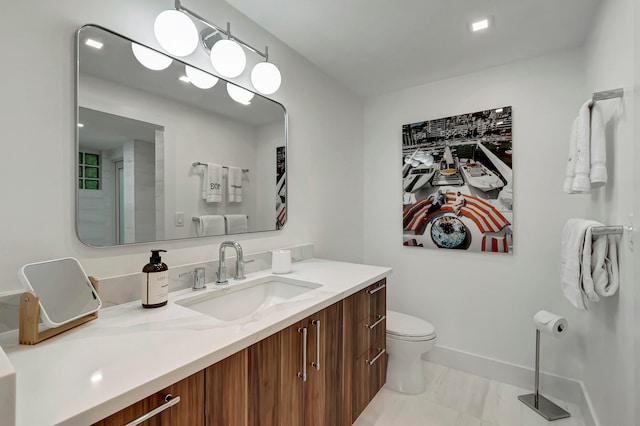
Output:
[141,249,169,308]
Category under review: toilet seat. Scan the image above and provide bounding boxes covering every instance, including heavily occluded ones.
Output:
[386,310,437,341]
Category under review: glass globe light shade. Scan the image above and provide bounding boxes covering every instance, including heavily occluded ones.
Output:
[210,39,246,78]
[226,83,254,105]
[131,43,172,71]
[154,10,199,57]
[251,62,281,95]
[185,66,219,89]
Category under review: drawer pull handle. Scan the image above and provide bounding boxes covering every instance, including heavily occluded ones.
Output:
[125,394,181,426]
[297,327,308,382]
[311,319,321,371]
[366,348,386,366]
[365,314,386,330]
[368,283,386,295]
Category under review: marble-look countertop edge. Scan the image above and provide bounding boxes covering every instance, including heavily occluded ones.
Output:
[0,259,391,426]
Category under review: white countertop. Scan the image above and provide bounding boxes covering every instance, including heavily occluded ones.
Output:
[0,259,390,426]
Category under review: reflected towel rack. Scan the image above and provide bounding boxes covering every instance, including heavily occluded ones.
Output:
[592,88,623,103]
[192,161,249,173]
[193,216,248,222]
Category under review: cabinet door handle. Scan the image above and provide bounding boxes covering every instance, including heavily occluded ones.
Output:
[125,394,181,426]
[368,283,386,295]
[366,348,386,366]
[365,314,386,330]
[297,327,308,382]
[311,319,321,371]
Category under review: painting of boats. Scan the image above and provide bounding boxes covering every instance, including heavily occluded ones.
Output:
[401,106,513,254]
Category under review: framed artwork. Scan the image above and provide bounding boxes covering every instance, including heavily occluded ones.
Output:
[402,106,513,254]
[276,146,286,229]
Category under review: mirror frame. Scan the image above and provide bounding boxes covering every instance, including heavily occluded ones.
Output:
[74,24,288,247]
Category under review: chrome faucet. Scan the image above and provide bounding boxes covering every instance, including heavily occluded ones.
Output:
[216,241,253,284]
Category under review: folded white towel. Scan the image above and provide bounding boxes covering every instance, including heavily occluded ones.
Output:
[196,215,225,237]
[594,235,619,297]
[225,214,248,234]
[580,225,602,303]
[203,163,222,203]
[589,103,607,186]
[227,166,243,203]
[561,218,601,310]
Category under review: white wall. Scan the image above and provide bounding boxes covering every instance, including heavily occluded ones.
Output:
[0,0,364,293]
[364,49,592,380]
[581,0,636,424]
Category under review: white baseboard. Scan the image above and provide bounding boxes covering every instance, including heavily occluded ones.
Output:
[423,345,598,426]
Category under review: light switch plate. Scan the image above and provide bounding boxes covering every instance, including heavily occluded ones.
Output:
[175,212,184,227]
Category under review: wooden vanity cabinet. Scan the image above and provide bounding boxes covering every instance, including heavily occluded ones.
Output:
[92,370,204,426]
[94,281,387,426]
[343,278,387,423]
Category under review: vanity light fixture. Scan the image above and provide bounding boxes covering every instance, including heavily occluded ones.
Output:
[85,39,103,49]
[471,18,490,32]
[154,0,282,95]
[226,83,254,105]
[154,9,199,57]
[131,42,173,71]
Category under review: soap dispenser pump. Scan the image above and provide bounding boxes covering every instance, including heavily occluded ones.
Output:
[141,249,169,308]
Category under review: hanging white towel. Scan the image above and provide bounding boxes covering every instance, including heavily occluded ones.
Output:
[593,235,619,297]
[196,215,225,237]
[225,214,248,234]
[561,218,601,310]
[203,163,222,203]
[589,102,607,186]
[567,101,592,193]
[580,224,603,303]
[227,166,243,203]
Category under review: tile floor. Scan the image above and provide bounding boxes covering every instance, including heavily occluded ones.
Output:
[354,361,586,426]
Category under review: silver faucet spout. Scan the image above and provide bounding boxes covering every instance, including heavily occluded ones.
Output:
[216,241,246,284]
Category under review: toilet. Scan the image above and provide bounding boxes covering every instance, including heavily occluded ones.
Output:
[385,310,437,394]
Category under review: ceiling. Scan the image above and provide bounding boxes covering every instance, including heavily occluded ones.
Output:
[225,0,601,97]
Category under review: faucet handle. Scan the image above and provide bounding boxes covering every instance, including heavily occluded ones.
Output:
[235,259,255,280]
[180,268,207,291]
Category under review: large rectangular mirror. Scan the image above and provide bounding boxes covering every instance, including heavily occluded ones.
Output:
[76,25,287,247]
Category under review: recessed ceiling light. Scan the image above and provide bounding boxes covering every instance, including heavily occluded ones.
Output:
[179,75,191,83]
[472,19,489,32]
[85,39,103,49]
[77,123,84,128]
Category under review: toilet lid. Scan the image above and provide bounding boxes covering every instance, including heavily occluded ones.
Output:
[386,310,436,339]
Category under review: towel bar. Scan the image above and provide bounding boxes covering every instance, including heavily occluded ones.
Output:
[591,225,625,236]
[192,161,249,173]
[592,88,623,102]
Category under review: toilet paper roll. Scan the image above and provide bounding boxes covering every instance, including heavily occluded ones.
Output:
[272,249,291,274]
[533,310,568,338]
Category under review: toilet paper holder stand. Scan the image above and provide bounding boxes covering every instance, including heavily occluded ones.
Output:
[517,328,571,421]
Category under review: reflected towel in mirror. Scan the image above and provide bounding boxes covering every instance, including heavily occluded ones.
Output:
[225,214,248,234]
[196,215,225,237]
[203,163,222,203]
[228,166,243,203]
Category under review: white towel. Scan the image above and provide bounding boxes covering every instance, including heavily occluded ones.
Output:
[593,235,619,297]
[202,163,222,203]
[225,214,248,234]
[564,100,608,193]
[196,215,225,237]
[589,103,607,186]
[567,101,592,193]
[561,218,601,310]
[580,225,601,303]
[227,166,243,203]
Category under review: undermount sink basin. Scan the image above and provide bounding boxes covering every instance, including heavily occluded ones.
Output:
[175,276,322,322]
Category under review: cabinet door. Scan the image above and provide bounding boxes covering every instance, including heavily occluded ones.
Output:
[305,302,344,426]
[248,332,281,426]
[93,370,204,426]
[279,320,305,426]
[205,349,248,426]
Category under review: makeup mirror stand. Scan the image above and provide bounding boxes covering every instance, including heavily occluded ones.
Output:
[19,276,99,345]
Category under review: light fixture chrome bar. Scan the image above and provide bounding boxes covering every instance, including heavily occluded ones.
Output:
[592,88,623,102]
[175,0,268,60]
